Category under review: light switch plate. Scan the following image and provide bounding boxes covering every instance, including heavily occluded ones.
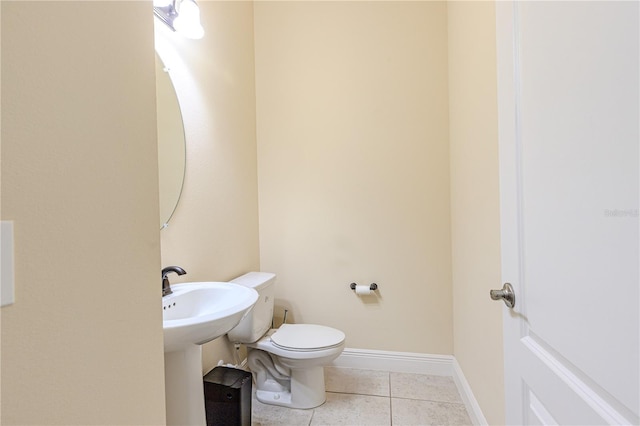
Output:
[1,221,15,307]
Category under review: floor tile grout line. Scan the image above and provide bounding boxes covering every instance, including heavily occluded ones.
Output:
[326,390,390,398]
[308,406,314,426]
[324,388,464,404]
[326,389,466,405]
[390,395,466,405]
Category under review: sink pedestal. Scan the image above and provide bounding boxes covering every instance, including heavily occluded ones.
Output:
[165,345,206,426]
[162,281,259,425]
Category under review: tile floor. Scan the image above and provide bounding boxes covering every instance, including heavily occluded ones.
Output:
[251,367,472,425]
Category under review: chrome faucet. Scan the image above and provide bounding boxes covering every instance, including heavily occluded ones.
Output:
[162,266,186,297]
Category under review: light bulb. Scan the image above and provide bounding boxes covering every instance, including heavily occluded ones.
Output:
[173,0,204,39]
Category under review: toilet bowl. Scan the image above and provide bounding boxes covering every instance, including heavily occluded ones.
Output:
[227,273,346,409]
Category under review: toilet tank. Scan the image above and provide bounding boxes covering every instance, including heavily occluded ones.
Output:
[227,272,276,343]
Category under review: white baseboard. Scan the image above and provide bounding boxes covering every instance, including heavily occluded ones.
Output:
[331,348,487,425]
[331,347,454,376]
[452,358,489,426]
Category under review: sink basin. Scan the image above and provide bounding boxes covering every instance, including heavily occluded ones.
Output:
[162,281,258,352]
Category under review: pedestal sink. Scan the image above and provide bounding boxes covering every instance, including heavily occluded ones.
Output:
[162,282,258,426]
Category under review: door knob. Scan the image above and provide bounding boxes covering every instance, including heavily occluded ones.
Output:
[490,282,515,308]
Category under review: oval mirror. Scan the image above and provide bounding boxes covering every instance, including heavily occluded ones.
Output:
[156,53,186,229]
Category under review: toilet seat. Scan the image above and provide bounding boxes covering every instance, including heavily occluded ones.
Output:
[271,324,345,352]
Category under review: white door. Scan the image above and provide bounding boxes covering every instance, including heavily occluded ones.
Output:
[495,1,639,424]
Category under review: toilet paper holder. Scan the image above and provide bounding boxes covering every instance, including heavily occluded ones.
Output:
[350,283,378,291]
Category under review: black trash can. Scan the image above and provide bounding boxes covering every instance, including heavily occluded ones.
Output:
[203,366,252,426]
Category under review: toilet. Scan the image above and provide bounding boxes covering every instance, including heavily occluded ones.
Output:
[227,272,345,409]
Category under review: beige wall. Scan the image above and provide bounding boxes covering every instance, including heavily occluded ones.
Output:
[448,2,505,424]
[1,2,165,424]
[254,1,452,354]
[157,1,260,372]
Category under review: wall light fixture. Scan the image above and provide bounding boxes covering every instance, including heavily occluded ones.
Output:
[153,0,204,40]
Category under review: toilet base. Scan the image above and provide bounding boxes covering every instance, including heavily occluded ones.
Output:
[255,365,327,409]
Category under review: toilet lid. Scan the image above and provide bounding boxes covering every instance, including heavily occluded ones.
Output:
[271,324,345,351]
